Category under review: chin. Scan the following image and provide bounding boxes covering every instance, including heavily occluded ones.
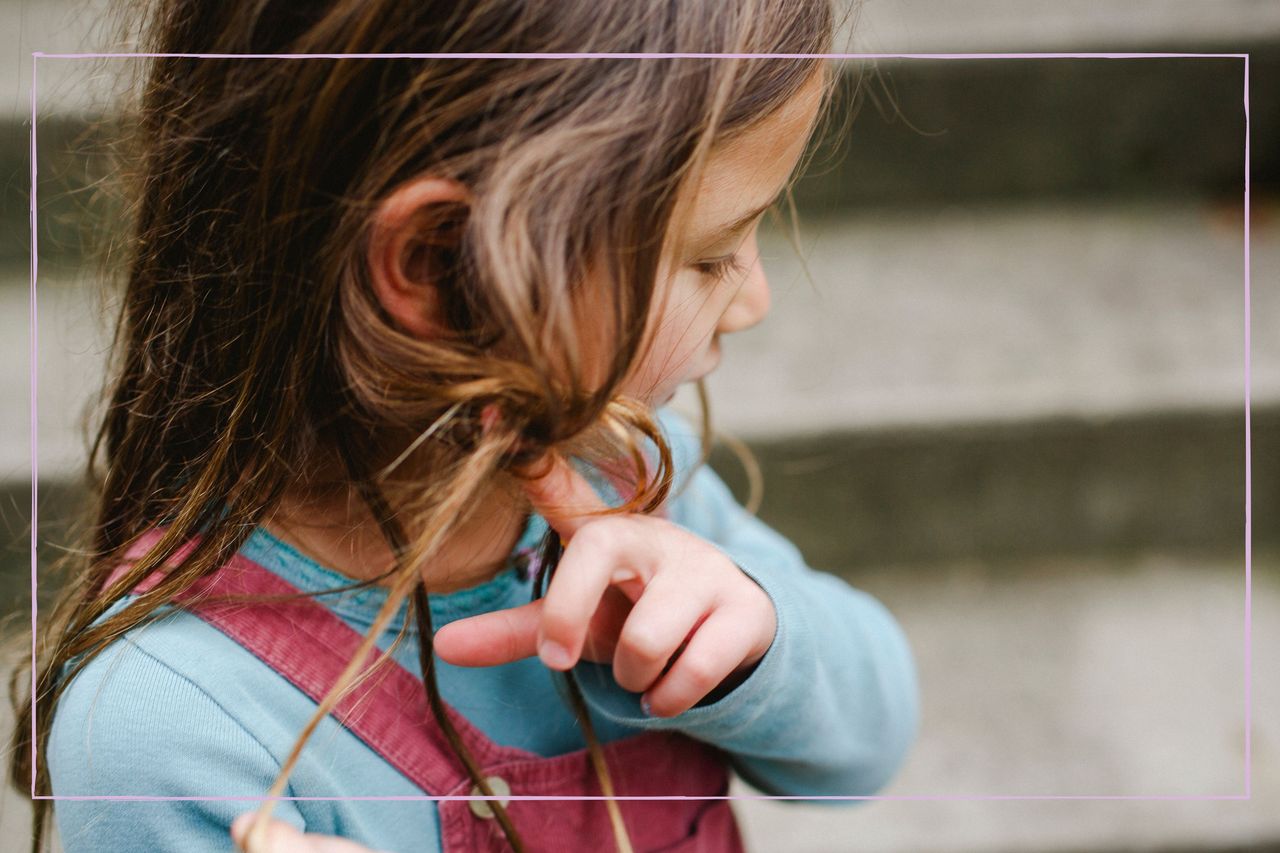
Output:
[652,387,678,407]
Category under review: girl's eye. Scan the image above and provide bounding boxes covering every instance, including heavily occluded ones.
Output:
[693,254,749,283]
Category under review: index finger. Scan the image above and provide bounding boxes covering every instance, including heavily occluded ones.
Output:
[515,452,610,539]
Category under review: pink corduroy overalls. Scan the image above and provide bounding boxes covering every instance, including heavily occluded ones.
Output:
[112,528,745,853]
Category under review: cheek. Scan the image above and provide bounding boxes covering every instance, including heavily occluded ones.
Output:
[624,283,718,396]
[648,326,697,379]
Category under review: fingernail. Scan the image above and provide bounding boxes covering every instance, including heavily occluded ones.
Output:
[539,640,574,669]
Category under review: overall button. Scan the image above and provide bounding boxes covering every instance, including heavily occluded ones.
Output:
[468,776,511,819]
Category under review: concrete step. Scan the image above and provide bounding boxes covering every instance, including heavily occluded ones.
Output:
[5,200,1274,566]
[11,200,1275,478]
[663,199,1274,565]
[7,0,1280,118]
[674,199,1275,437]
[5,9,1278,267]
[725,547,1279,852]
[792,49,1267,211]
[708,406,1275,567]
[843,0,1280,54]
[5,394,1275,617]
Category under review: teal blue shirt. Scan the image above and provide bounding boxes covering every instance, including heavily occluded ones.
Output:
[48,408,919,852]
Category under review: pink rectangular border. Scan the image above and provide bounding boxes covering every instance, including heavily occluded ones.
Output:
[28,51,1253,804]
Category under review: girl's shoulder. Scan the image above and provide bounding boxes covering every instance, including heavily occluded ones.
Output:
[50,598,296,794]
[49,533,414,793]
[47,588,428,848]
[651,405,714,509]
[651,405,744,537]
[654,405,704,474]
[47,558,448,850]
[46,597,303,850]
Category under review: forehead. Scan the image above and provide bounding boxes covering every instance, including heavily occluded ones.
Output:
[687,72,826,242]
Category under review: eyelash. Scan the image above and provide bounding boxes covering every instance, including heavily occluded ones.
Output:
[693,254,749,283]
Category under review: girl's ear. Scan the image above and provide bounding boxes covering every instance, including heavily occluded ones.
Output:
[366,177,470,338]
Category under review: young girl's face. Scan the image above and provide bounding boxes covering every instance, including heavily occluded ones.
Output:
[623,71,826,407]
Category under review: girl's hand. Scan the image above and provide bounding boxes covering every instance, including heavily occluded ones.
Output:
[432,454,778,717]
[231,814,389,853]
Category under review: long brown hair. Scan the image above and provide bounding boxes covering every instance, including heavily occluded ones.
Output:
[10,1,845,850]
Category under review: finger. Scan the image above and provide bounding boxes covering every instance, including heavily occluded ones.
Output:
[640,607,751,718]
[232,814,387,853]
[432,588,635,668]
[537,520,646,670]
[431,600,544,667]
[516,452,611,540]
[579,585,636,663]
[611,573,714,694]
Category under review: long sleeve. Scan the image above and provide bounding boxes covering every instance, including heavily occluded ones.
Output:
[49,629,309,852]
[573,409,920,799]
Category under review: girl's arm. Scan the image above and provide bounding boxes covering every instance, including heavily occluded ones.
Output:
[49,635,309,852]
[571,409,920,799]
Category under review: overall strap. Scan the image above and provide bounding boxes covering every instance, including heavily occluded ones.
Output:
[110,529,539,793]
[111,529,744,852]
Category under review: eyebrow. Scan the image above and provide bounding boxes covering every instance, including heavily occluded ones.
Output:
[692,198,778,254]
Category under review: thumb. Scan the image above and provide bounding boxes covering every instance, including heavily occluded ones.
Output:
[232,813,386,853]
[232,813,296,852]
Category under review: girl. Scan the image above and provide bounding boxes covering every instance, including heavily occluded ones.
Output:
[9,0,920,851]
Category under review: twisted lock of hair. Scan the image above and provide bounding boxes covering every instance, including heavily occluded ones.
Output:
[343,427,530,853]
[235,410,648,853]
[231,430,511,850]
[530,534,636,853]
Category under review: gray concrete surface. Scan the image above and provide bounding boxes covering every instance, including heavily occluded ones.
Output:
[3,547,1275,851]
[705,407,1274,566]
[1,263,109,482]
[4,0,121,119]
[672,198,1275,438]
[730,548,1280,852]
[846,0,1280,54]
[7,0,1280,119]
[8,4,1273,264]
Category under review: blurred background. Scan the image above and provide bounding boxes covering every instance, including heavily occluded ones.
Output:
[2,0,1278,850]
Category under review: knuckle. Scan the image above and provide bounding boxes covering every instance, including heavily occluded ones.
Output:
[575,516,623,549]
[540,607,579,641]
[620,629,669,666]
[502,627,525,662]
[677,654,721,692]
[612,663,647,693]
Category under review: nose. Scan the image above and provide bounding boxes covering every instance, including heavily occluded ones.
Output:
[716,241,771,335]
